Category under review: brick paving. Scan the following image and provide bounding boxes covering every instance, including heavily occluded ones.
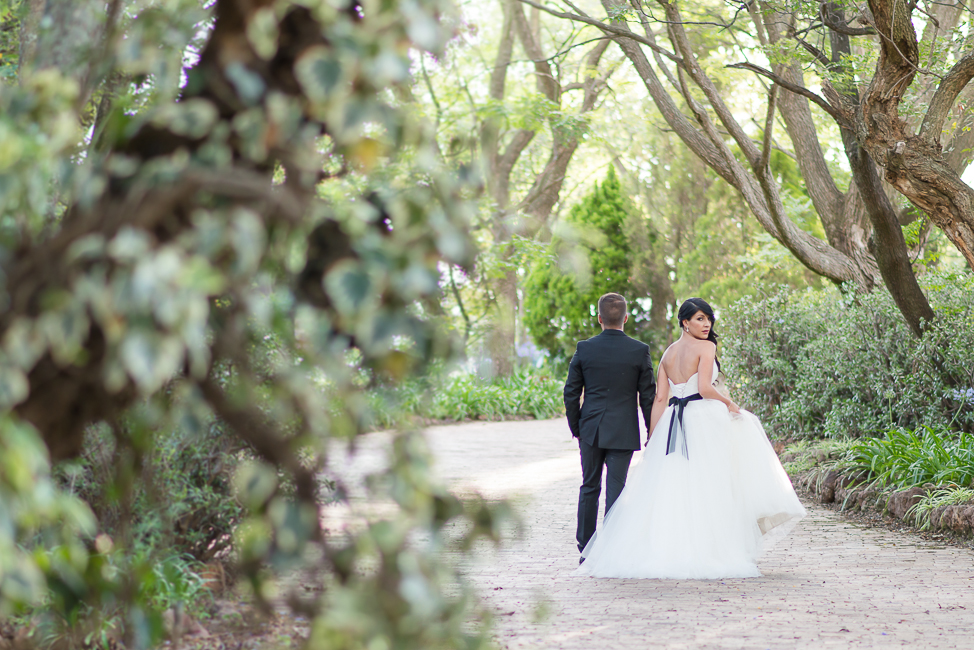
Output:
[327,418,974,649]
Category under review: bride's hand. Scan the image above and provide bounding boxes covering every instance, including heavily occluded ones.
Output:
[727,401,741,414]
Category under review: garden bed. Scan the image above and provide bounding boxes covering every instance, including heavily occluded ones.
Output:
[781,439,974,547]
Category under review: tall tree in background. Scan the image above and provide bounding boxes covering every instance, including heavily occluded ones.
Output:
[481,0,613,375]
[417,0,617,374]
[523,166,655,358]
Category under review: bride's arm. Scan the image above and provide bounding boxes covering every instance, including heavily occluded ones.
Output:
[647,365,670,441]
[697,344,740,413]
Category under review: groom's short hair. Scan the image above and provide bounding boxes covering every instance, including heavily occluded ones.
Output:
[598,293,627,328]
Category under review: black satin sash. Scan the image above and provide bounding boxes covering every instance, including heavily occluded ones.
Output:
[666,394,703,458]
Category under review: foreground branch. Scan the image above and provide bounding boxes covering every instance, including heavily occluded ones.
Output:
[199,376,320,507]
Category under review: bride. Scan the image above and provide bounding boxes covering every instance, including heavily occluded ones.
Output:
[576,297,805,579]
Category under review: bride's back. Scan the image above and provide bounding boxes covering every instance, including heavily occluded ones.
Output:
[660,338,712,384]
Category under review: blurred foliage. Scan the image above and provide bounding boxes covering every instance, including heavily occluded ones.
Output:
[0,417,96,616]
[722,271,974,440]
[0,0,512,648]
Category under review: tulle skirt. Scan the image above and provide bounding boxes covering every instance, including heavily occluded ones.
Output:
[575,399,805,579]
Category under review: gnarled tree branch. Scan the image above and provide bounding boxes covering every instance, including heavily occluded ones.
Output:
[918,51,974,145]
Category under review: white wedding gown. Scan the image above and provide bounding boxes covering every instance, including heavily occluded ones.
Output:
[575,361,805,579]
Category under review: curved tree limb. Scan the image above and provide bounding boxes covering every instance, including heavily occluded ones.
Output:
[199,376,320,509]
[819,1,876,35]
[726,62,851,126]
[918,51,974,145]
[516,0,682,63]
[512,0,560,102]
[516,37,612,226]
[856,0,974,271]
[662,2,762,166]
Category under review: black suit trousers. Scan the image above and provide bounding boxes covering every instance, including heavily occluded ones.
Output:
[576,432,634,553]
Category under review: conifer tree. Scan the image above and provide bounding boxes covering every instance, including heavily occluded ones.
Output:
[524,167,651,359]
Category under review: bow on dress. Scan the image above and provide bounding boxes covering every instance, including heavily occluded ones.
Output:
[666,394,702,458]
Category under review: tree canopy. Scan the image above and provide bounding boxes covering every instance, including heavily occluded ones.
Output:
[520,0,974,337]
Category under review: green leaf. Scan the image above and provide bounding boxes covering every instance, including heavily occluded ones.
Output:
[326,260,374,315]
[294,46,345,102]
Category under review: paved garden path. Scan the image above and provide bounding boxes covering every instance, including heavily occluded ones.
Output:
[327,418,974,649]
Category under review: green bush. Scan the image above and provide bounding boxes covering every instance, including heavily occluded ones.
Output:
[60,418,246,565]
[721,271,974,439]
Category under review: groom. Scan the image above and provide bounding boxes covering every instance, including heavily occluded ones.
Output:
[564,292,656,561]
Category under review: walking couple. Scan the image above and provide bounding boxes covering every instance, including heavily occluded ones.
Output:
[565,292,805,579]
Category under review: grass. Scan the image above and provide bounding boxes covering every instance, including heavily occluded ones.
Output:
[906,486,974,530]
[781,438,857,476]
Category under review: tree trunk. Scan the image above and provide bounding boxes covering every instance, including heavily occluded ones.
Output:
[488,266,518,377]
[855,0,974,270]
[824,6,934,335]
[843,131,934,335]
[478,0,613,375]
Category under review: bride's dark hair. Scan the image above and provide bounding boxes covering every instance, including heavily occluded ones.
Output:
[678,297,721,369]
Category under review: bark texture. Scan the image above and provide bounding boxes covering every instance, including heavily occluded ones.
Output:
[854,0,974,270]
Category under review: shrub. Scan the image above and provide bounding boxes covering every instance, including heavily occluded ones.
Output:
[522,166,657,361]
[721,271,974,439]
[60,418,246,565]
[364,364,565,429]
[841,424,974,488]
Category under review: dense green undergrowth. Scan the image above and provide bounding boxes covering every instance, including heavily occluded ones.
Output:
[723,271,974,440]
[781,423,974,532]
[843,425,974,489]
[364,364,565,430]
[782,424,974,492]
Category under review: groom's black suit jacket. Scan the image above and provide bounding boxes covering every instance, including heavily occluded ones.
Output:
[564,329,656,450]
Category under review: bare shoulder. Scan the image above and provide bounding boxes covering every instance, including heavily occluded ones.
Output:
[660,342,678,358]
[659,341,680,367]
[693,339,717,361]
